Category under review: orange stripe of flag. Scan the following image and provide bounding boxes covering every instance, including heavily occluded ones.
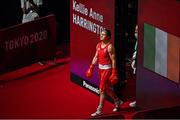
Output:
[167,34,180,83]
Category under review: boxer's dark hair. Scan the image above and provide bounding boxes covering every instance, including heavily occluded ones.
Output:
[102,29,111,39]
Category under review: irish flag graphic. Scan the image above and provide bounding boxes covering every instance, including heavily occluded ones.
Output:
[144,23,180,83]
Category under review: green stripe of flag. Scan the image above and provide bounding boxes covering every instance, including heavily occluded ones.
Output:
[144,23,156,71]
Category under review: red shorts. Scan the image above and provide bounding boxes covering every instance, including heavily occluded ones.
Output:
[99,68,112,92]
